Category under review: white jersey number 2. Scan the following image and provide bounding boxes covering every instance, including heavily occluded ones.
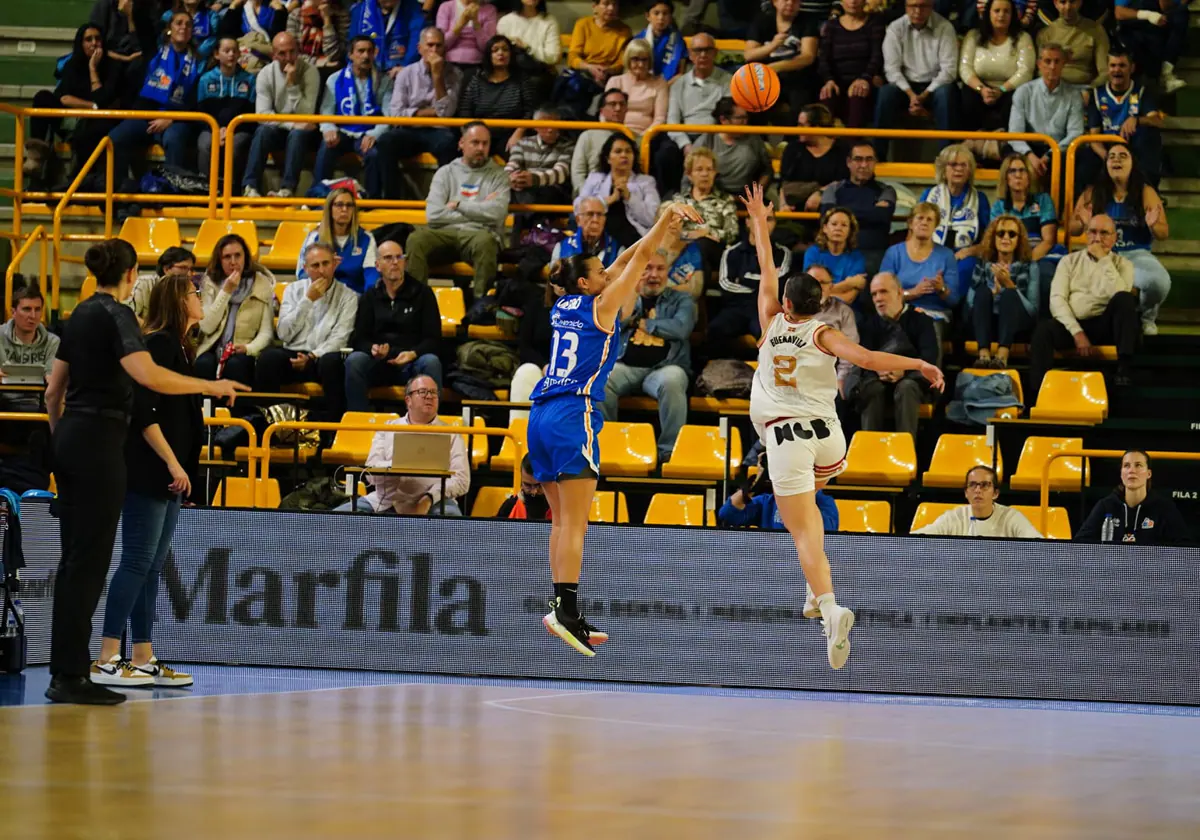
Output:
[550,330,579,377]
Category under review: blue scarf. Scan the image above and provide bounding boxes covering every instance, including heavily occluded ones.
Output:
[637,25,684,80]
[139,44,198,107]
[193,6,213,39]
[241,0,277,37]
[927,183,981,251]
[352,0,408,71]
[333,65,381,136]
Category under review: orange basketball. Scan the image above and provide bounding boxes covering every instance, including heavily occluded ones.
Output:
[731,63,781,113]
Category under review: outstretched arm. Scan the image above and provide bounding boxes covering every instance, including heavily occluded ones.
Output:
[740,183,783,335]
[818,327,945,391]
[595,203,704,327]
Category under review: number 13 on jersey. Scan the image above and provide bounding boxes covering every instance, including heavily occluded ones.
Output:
[550,330,579,378]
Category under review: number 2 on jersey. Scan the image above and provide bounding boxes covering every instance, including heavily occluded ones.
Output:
[550,330,579,378]
[773,355,797,388]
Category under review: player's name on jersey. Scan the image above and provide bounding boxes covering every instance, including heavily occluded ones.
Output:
[768,333,809,349]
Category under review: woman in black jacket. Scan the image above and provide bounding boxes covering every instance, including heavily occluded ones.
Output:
[30,24,123,182]
[1076,450,1191,545]
[92,273,207,689]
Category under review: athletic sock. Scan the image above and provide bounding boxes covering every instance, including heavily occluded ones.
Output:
[554,583,580,619]
[816,592,838,622]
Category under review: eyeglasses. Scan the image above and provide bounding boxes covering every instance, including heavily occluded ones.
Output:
[577,211,606,219]
[190,289,202,297]
[331,202,356,210]
[407,388,438,398]
[995,230,1019,239]
[378,254,405,263]
[966,481,994,490]
[946,161,969,169]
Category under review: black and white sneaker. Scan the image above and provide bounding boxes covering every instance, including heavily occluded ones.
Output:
[543,606,596,657]
[548,597,608,644]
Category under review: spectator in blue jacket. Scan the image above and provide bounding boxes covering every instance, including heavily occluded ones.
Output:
[219,0,288,41]
[804,206,868,305]
[880,201,960,357]
[636,0,686,81]
[551,196,625,266]
[196,37,257,193]
[297,188,380,295]
[720,468,840,531]
[107,13,203,182]
[349,0,428,75]
[164,0,223,61]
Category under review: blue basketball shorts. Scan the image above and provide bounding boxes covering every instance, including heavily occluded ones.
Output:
[527,394,603,483]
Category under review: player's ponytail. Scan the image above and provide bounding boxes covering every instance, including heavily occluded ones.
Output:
[783,272,823,316]
[548,255,596,296]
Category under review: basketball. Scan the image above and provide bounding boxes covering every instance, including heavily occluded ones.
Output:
[731,63,781,113]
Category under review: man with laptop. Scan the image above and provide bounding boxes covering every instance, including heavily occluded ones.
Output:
[337,375,470,516]
[0,281,59,407]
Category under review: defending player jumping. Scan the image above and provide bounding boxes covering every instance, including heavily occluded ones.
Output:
[530,202,706,657]
[741,184,944,669]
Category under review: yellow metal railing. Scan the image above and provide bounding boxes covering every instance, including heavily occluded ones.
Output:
[639,124,1066,214]
[259,421,524,508]
[1039,449,1200,535]
[52,137,113,314]
[220,114,636,218]
[4,226,48,320]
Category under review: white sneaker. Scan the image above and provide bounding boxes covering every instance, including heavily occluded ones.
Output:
[90,655,154,687]
[802,584,820,619]
[269,188,293,199]
[1161,64,1187,94]
[242,185,261,198]
[822,605,855,670]
[132,657,193,687]
[1142,321,1158,336]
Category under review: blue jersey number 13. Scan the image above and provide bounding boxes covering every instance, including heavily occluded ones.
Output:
[550,330,579,378]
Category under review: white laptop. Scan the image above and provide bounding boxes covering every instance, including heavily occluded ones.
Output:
[390,433,452,472]
[1,364,46,385]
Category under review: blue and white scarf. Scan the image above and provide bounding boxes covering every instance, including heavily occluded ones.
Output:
[927,183,981,251]
[333,65,382,136]
[637,25,685,80]
[241,0,277,38]
[139,44,199,107]
[352,0,406,70]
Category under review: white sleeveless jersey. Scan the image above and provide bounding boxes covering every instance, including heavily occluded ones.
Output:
[750,314,839,425]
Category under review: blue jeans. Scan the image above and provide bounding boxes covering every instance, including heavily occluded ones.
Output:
[601,363,690,460]
[101,491,182,644]
[334,497,462,516]
[242,124,320,193]
[1123,248,1172,327]
[108,118,197,181]
[344,350,443,412]
[314,133,383,199]
[874,83,957,160]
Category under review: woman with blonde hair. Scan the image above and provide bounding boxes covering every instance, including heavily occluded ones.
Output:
[93,274,207,690]
[969,214,1039,368]
[803,206,868,305]
[604,38,667,137]
[297,187,378,294]
[920,144,991,281]
[677,145,739,280]
[196,233,277,386]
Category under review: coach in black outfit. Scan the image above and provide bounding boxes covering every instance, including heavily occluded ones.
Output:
[42,239,245,706]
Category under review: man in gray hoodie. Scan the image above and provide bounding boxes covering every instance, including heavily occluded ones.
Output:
[0,282,60,414]
[404,121,511,297]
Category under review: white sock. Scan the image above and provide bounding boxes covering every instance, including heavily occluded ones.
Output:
[816,592,838,621]
[804,583,816,603]
[1163,61,1176,75]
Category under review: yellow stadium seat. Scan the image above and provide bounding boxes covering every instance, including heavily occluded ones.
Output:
[470,486,509,517]
[590,491,629,523]
[322,411,399,465]
[1029,371,1109,423]
[212,477,281,509]
[909,502,961,532]
[833,499,891,533]
[274,281,288,305]
[433,286,465,337]
[193,219,259,265]
[643,493,715,526]
[438,414,489,469]
[597,421,657,476]
[261,221,317,272]
[662,424,743,479]
[118,217,181,265]
[1009,437,1088,491]
[490,417,528,472]
[78,275,96,304]
[838,432,917,486]
[1010,505,1073,540]
[922,434,1003,488]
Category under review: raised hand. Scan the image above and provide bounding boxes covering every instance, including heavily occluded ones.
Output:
[739,182,773,221]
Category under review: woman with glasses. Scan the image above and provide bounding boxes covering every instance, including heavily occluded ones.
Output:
[298,187,379,295]
[920,144,991,284]
[92,274,208,691]
[969,215,1039,369]
[992,152,1060,315]
[605,39,667,139]
[1071,144,1171,335]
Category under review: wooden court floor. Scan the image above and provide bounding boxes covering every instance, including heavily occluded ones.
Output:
[0,674,1197,839]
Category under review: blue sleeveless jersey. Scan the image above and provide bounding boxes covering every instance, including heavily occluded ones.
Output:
[1106,199,1153,253]
[530,295,619,403]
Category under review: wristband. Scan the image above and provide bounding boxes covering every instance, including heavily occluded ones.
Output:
[1136,9,1163,23]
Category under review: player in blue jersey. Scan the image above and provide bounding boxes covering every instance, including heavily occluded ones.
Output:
[531,202,704,656]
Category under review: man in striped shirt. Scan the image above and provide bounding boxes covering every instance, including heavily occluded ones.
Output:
[505,106,575,246]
